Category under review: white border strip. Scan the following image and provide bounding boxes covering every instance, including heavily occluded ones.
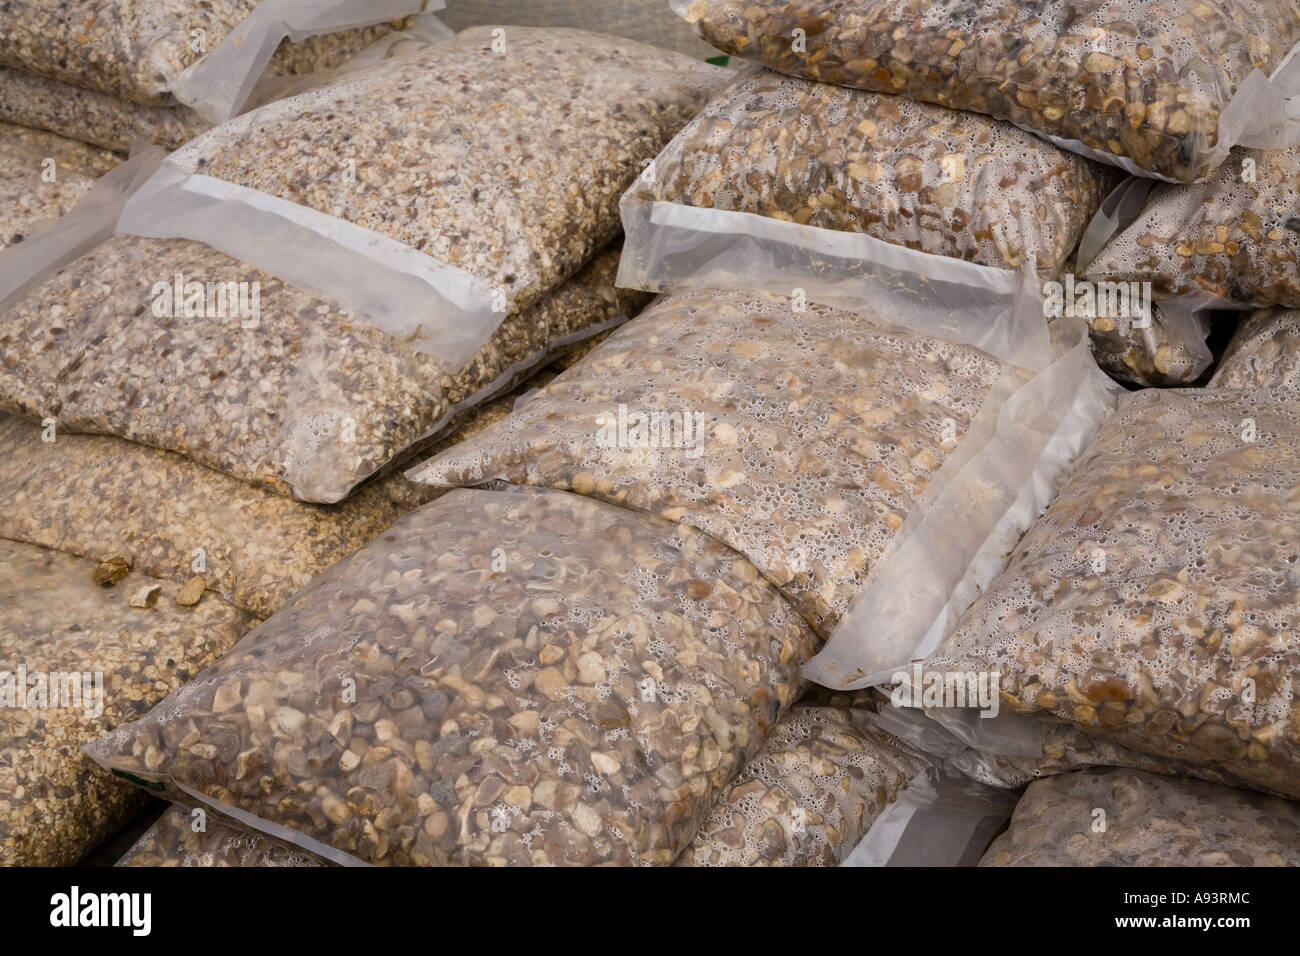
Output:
[117,162,498,370]
[619,198,1052,371]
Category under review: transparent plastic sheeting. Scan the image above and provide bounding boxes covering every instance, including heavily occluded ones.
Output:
[116,161,496,370]
[803,319,1124,689]
[619,197,1053,372]
[841,763,1016,867]
[168,0,440,124]
[0,145,166,312]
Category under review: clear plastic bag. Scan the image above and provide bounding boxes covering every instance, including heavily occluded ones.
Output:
[0,0,424,114]
[0,376,542,618]
[117,805,323,867]
[1072,176,1216,386]
[0,539,258,866]
[674,0,1300,183]
[629,70,1118,281]
[0,123,120,248]
[980,769,1300,866]
[0,66,211,154]
[0,240,637,503]
[929,387,1300,800]
[0,13,455,155]
[678,701,927,866]
[114,26,726,370]
[410,291,1119,685]
[1211,308,1300,387]
[86,486,819,866]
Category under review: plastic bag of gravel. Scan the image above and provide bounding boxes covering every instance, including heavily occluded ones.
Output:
[0,0,428,121]
[117,805,323,867]
[410,289,1121,687]
[0,122,120,248]
[86,486,819,866]
[673,0,1300,183]
[0,539,258,866]
[1084,149,1300,333]
[678,697,927,866]
[105,26,726,370]
[1210,308,1300,387]
[927,387,1300,800]
[0,369,552,618]
[0,238,641,503]
[625,70,1119,287]
[980,768,1300,866]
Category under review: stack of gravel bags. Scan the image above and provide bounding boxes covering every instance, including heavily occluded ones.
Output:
[0,23,714,866]
[980,769,1300,866]
[669,0,1300,386]
[0,0,430,151]
[0,370,563,620]
[0,367,571,867]
[0,27,718,503]
[0,122,120,247]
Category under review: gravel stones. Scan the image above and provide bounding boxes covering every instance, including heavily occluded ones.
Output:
[1083,147,1300,308]
[679,700,925,866]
